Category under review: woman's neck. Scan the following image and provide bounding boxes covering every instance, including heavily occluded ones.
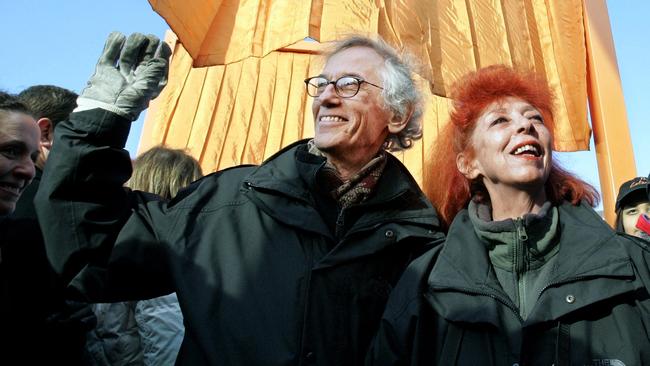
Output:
[486,185,547,221]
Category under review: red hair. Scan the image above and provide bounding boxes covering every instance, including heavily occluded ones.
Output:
[424,65,599,228]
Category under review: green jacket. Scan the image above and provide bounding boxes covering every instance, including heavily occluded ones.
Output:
[367,202,650,365]
[35,109,444,366]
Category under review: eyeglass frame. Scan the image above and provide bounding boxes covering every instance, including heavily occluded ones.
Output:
[303,75,383,98]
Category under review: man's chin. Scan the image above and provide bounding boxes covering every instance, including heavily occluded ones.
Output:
[312,137,337,153]
[0,203,14,217]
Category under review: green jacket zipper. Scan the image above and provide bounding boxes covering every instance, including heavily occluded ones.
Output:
[514,217,529,317]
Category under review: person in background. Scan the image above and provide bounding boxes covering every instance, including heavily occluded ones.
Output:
[126,145,203,200]
[646,172,650,237]
[14,85,77,218]
[615,176,650,239]
[367,65,650,365]
[86,145,202,366]
[0,91,78,364]
[0,91,38,216]
[12,84,95,363]
[35,32,443,365]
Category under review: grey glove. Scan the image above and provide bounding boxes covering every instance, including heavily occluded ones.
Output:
[75,32,172,121]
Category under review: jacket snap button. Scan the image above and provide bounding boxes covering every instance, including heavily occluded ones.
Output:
[512,363,519,366]
[385,230,395,238]
[565,294,576,304]
[304,351,314,362]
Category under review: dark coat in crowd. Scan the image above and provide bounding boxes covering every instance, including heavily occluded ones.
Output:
[35,109,444,366]
[12,167,41,219]
[367,201,650,365]
[1,166,95,365]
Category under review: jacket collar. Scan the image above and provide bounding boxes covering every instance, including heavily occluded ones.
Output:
[425,202,637,326]
[242,139,440,264]
[242,140,332,238]
[314,155,441,269]
[245,139,437,224]
[469,201,559,271]
[245,139,316,204]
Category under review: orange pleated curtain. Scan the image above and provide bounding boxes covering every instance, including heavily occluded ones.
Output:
[142,0,590,191]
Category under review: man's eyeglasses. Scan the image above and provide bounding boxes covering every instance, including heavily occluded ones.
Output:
[304,76,383,98]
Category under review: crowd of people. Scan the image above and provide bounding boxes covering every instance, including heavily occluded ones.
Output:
[1,30,649,365]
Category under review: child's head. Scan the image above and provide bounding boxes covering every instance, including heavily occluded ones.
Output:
[615,176,650,237]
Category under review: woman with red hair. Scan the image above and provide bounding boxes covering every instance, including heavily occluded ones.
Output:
[367,65,650,365]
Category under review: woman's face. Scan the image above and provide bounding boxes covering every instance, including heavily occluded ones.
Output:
[458,97,553,193]
[621,200,650,237]
[0,111,40,216]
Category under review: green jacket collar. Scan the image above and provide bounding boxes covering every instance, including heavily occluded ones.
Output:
[469,200,559,271]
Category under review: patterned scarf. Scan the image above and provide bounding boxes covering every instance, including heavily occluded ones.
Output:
[308,140,387,209]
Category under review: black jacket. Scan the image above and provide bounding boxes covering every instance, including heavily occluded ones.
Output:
[35,109,444,366]
[1,166,94,365]
[12,167,41,219]
[367,202,650,365]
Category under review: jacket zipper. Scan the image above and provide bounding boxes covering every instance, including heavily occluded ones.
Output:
[335,207,346,239]
[246,179,322,363]
[514,218,528,318]
[298,237,315,364]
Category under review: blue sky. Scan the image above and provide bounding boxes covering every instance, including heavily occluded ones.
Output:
[1,0,648,209]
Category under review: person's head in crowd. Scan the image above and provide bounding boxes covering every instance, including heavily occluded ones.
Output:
[126,146,203,199]
[305,35,422,179]
[426,65,598,226]
[18,85,78,170]
[0,91,40,216]
[615,176,650,237]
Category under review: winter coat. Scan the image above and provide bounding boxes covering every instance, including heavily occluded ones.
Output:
[12,166,41,219]
[85,293,184,366]
[85,301,144,366]
[136,293,184,365]
[367,201,650,366]
[1,168,95,365]
[35,109,444,366]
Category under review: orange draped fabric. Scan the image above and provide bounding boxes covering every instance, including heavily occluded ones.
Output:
[143,0,590,187]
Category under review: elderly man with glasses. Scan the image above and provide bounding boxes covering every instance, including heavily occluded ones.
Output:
[35,32,443,366]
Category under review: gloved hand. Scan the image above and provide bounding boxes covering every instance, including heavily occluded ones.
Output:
[75,32,172,121]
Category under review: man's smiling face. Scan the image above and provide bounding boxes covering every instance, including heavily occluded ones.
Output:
[311,46,394,161]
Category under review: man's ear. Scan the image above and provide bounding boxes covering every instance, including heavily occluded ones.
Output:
[37,118,54,149]
[456,152,480,179]
[387,106,413,134]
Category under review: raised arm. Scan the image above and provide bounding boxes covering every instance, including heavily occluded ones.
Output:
[35,32,172,301]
